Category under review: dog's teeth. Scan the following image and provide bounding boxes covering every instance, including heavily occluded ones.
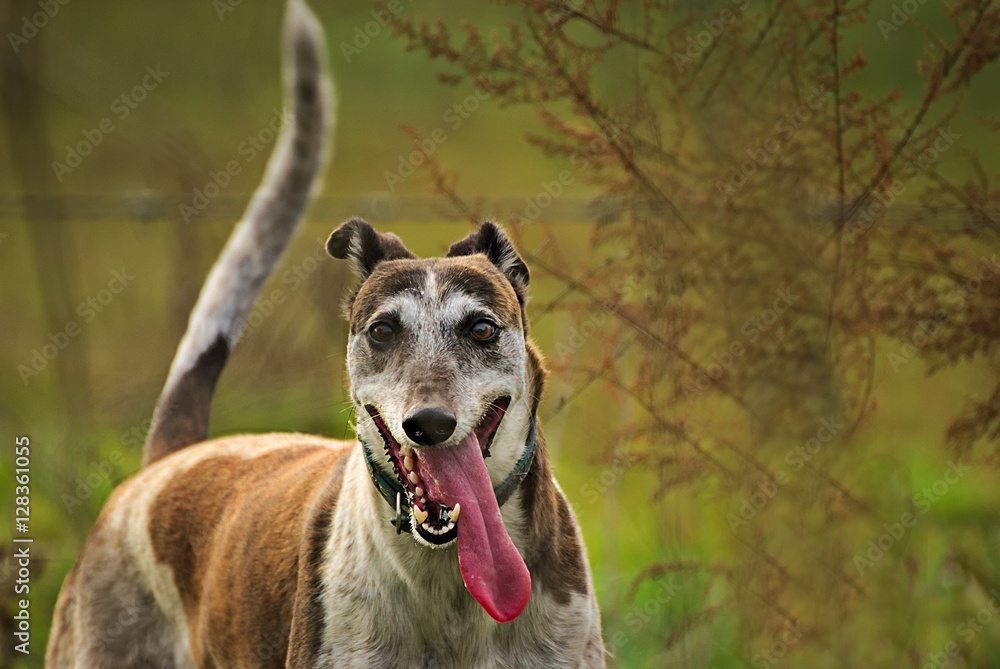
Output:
[401,444,413,457]
[448,503,461,522]
[413,506,428,524]
[404,455,414,470]
[420,497,426,505]
[415,486,424,497]
[409,471,419,485]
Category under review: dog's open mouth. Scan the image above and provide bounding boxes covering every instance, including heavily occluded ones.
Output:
[364,395,531,622]
[365,397,509,546]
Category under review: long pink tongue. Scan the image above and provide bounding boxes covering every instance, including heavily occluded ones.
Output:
[416,433,531,622]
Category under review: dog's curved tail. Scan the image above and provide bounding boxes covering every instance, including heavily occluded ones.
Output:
[143,0,333,467]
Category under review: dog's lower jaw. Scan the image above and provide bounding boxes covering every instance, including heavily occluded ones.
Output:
[411,520,457,550]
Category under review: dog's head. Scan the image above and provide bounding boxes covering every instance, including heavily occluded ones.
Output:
[326,218,544,622]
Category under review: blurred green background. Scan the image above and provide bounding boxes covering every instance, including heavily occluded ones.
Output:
[2,0,1000,667]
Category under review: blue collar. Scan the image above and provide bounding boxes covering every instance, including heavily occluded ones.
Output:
[361,418,537,533]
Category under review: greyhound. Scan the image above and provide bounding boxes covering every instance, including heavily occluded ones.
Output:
[45,1,604,666]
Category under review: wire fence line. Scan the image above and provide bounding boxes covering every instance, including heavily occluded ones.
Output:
[0,193,991,230]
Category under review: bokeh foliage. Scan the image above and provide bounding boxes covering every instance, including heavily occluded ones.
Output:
[376,0,1000,666]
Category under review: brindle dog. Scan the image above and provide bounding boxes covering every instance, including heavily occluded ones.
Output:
[46,2,604,667]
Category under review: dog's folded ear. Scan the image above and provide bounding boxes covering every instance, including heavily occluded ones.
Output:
[327,217,416,280]
[447,221,530,292]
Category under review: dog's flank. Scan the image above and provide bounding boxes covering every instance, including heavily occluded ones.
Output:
[143,0,334,467]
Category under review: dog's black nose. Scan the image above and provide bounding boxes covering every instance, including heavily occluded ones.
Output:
[403,406,457,446]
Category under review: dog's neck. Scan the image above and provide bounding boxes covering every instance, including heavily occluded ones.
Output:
[314,445,533,663]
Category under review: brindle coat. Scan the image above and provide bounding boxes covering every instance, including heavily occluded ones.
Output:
[45,2,604,667]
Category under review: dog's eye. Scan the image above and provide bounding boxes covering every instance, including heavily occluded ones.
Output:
[470,319,497,341]
[368,322,395,344]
